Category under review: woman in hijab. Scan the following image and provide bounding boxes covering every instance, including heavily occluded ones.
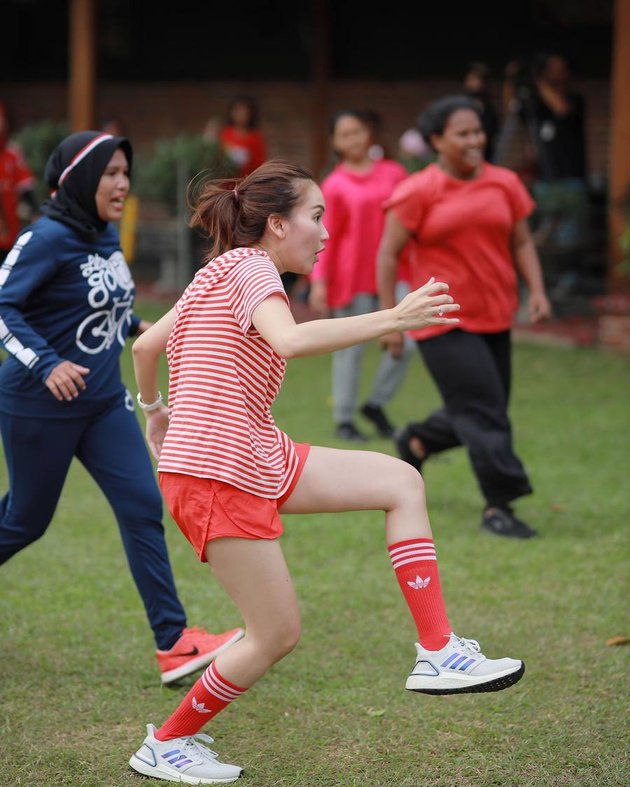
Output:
[0,131,243,682]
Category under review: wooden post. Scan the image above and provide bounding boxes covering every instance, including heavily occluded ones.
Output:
[609,0,630,294]
[310,0,331,179]
[69,0,96,132]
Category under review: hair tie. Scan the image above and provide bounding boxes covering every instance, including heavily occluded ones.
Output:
[233,188,239,203]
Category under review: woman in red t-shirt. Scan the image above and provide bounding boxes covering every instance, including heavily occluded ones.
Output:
[377,94,551,540]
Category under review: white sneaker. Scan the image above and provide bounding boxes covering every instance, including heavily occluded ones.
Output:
[405,633,525,695]
[129,723,243,784]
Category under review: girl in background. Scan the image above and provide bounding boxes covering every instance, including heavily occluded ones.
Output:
[219,94,267,178]
[0,100,37,264]
[309,109,416,442]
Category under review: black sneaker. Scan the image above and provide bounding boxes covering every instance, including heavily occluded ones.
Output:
[335,422,369,442]
[360,403,396,438]
[481,506,538,539]
[394,425,426,473]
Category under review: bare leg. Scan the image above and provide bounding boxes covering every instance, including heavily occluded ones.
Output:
[205,537,301,688]
[280,444,453,652]
[280,446,432,545]
[206,448,430,685]
[280,445,525,696]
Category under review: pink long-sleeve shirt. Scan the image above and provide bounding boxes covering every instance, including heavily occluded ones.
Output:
[311,159,409,310]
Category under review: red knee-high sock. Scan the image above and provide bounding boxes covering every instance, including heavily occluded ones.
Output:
[156,661,247,741]
[388,538,452,650]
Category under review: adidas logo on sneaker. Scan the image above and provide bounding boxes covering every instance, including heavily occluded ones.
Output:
[405,633,525,695]
[129,723,244,783]
[161,747,195,769]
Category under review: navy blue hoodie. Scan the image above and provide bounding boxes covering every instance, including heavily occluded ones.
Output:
[0,131,141,418]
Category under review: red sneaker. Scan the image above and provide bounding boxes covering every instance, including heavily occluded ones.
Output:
[156,626,244,685]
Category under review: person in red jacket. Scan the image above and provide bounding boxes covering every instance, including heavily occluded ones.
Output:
[218,95,267,178]
[0,101,37,263]
[377,94,551,539]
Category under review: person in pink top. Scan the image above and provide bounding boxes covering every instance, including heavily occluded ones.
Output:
[377,94,552,540]
[129,159,525,785]
[309,109,416,442]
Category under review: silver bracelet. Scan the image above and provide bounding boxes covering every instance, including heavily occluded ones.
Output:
[136,391,163,411]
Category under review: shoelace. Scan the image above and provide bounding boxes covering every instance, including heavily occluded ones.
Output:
[454,636,481,655]
[181,733,220,763]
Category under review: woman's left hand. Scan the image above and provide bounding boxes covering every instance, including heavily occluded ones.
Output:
[144,405,169,460]
[528,291,552,323]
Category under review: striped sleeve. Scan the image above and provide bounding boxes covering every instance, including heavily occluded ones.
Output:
[229,255,288,334]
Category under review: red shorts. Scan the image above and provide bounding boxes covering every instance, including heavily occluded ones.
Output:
[158,442,311,562]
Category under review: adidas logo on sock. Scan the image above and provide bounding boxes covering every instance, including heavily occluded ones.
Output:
[407,575,431,589]
[192,697,211,713]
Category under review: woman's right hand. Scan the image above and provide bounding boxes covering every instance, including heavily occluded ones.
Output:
[393,277,460,331]
[45,360,90,401]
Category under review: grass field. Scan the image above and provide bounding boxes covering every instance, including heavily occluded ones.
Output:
[1,298,629,786]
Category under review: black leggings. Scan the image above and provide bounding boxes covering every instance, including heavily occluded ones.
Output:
[409,329,533,508]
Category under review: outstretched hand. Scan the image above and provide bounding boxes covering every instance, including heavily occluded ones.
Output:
[394,277,460,332]
[45,360,90,401]
[381,278,459,355]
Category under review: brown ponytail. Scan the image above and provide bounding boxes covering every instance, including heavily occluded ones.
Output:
[188,159,315,260]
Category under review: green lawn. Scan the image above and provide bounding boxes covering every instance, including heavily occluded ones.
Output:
[1,298,628,786]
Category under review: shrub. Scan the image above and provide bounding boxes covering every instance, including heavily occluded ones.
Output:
[14,120,70,203]
[134,133,238,215]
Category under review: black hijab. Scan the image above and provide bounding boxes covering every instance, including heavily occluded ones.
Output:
[40,130,133,243]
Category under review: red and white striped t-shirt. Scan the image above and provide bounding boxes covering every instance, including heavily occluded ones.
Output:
[158,247,300,499]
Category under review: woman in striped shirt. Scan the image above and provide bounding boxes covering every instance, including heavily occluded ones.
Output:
[129,159,525,785]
